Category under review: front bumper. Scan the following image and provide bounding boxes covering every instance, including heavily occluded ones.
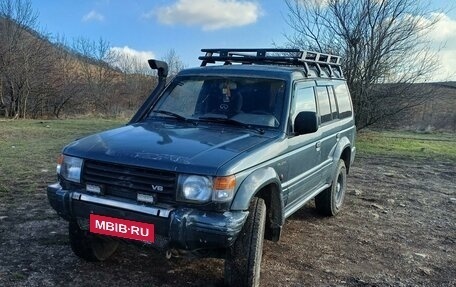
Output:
[47,183,248,250]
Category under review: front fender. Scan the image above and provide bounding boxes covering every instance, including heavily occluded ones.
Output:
[231,167,281,211]
[231,167,285,241]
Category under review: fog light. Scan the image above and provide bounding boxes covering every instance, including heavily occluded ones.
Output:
[137,193,156,204]
[86,184,102,194]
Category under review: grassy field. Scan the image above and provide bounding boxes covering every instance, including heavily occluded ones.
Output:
[357,130,456,160]
[0,118,455,193]
[0,119,124,193]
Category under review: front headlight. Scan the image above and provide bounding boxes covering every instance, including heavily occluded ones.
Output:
[57,155,83,183]
[178,174,236,203]
[178,175,212,203]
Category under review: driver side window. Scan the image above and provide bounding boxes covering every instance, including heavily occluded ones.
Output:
[292,84,317,123]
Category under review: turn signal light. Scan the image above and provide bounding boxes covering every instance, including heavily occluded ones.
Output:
[214,175,236,190]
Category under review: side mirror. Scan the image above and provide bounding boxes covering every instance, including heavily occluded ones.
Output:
[294,111,318,135]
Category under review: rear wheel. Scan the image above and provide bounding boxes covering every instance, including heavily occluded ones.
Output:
[69,220,118,262]
[225,197,266,287]
[315,159,347,216]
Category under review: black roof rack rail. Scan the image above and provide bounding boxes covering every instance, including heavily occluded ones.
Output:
[198,48,344,79]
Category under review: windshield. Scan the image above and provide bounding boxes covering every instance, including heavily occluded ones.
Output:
[149,76,286,128]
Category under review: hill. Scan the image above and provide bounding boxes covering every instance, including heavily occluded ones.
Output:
[0,16,155,119]
[381,82,456,132]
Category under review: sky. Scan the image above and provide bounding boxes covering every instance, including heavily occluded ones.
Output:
[30,0,456,81]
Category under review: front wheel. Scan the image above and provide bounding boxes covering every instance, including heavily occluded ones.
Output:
[225,197,266,287]
[69,220,119,262]
[315,159,347,216]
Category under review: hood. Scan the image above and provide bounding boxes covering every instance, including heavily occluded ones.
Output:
[64,120,274,175]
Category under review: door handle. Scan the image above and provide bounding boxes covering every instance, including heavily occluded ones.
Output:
[315,141,321,151]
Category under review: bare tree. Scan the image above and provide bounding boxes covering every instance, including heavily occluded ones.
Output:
[115,51,153,76]
[41,35,85,118]
[0,1,173,119]
[0,0,56,119]
[283,0,441,129]
[114,52,157,116]
[0,0,28,118]
[73,37,120,116]
[162,49,186,78]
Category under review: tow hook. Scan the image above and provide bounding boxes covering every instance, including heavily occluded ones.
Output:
[165,249,173,259]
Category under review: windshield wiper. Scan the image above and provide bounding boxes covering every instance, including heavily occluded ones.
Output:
[152,110,189,122]
[199,116,265,134]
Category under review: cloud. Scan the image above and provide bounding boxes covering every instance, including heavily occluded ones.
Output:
[296,0,328,8]
[435,50,456,81]
[424,13,456,43]
[110,46,156,72]
[82,10,105,22]
[412,12,456,81]
[149,0,261,31]
[111,46,156,61]
[392,12,456,81]
[429,13,456,80]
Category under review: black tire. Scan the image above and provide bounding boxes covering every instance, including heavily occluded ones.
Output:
[315,159,347,216]
[225,197,266,287]
[69,220,119,262]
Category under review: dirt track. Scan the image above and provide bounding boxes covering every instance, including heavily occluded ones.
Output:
[0,155,455,286]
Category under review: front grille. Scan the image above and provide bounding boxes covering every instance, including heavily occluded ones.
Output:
[82,160,177,202]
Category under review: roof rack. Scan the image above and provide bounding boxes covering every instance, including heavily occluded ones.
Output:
[198,48,344,79]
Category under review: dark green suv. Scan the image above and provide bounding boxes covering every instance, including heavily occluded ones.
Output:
[47,49,356,286]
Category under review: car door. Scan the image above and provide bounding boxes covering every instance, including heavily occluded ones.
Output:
[315,83,340,185]
[284,81,322,206]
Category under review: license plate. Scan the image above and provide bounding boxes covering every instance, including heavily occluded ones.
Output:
[89,214,155,243]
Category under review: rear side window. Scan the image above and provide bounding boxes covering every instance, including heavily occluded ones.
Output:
[327,86,338,120]
[334,82,353,118]
[316,87,332,123]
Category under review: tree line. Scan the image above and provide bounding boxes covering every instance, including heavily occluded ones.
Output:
[1,0,449,131]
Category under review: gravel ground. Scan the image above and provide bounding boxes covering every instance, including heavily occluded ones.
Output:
[0,154,455,286]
